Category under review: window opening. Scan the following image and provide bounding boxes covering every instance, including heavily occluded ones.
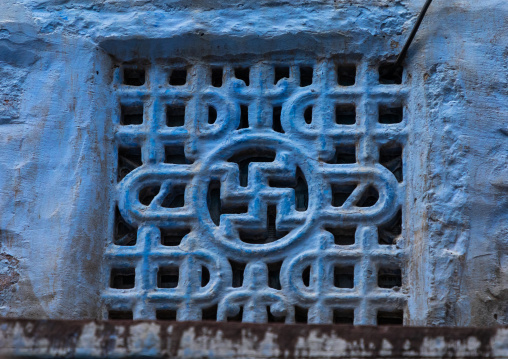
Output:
[110,56,407,325]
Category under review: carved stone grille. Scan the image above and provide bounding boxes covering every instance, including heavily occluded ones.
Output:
[104,57,407,324]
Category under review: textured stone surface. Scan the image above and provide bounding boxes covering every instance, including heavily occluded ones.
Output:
[0,319,506,358]
[0,0,506,328]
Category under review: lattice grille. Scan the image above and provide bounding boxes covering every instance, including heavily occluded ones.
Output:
[104,57,407,324]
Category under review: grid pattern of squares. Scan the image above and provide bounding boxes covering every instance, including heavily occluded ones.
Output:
[104,56,407,325]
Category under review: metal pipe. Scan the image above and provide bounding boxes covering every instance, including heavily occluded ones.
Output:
[393,0,434,70]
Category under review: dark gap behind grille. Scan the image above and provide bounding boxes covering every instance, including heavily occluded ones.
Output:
[229,260,246,288]
[267,261,283,290]
[228,149,276,187]
[166,105,186,127]
[156,309,177,321]
[380,144,403,182]
[333,309,354,324]
[326,227,356,245]
[114,206,137,246]
[238,105,249,129]
[300,66,313,87]
[208,106,217,124]
[332,184,356,207]
[304,106,313,124]
[337,65,356,86]
[110,268,135,289]
[139,185,160,206]
[379,210,402,245]
[334,266,355,288]
[160,185,186,208]
[274,66,290,84]
[201,266,210,287]
[234,67,250,86]
[118,146,142,182]
[378,267,402,288]
[327,145,356,164]
[356,186,379,207]
[272,106,284,133]
[302,266,311,287]
[169,68,187,86]
[379,106,403,124]
[211,67,223,87]
[379,63,403,85]
[377,310,403,325]
[123,68,145,86]
[109,310,133,320]
[202,305,218,321]
[164,146,192,164]
[121,104,143,125]
[267,306,285,323]
[227,307,243,322]
[158,267,179,288]
[335,104,356,125]
[161,228,190,246]
[295,306,308,323]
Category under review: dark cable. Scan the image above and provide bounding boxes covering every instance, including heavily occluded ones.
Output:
[392,0,434,71]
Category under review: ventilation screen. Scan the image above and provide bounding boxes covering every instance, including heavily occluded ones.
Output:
[105,58,406,325]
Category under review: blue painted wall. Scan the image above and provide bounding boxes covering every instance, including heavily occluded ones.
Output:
[0,0,506,326]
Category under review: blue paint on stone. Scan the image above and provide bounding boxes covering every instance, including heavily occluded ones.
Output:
[0,0,506,329]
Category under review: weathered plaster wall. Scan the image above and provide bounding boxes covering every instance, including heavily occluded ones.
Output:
[0,0,506,326]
